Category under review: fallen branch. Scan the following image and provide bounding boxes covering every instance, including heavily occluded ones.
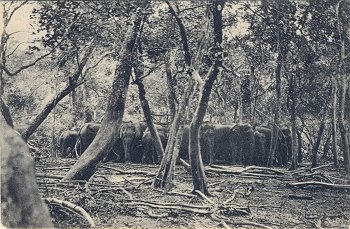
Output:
[179,158,191,172]
[147,210,168,218]
[194,190,215,205]
[287,181,350,190]
[212,214,272,229]
[125,202,212,215]
[286,194,313,200]
[44,198,95,228]
[36,173,64,179]
[310,163,333,172]
[167,191,197,198]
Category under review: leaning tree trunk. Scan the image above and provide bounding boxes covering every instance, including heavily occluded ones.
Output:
[154,1,196,189]
[134,45,165,163]
[268,47,287,167]
[189,0,224,195]
[21,42,95,141]
[311,110,326,168]
[1,115,53,228]
[63,9,144,181]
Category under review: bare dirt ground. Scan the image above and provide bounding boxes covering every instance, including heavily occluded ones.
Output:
[35,158,350,228]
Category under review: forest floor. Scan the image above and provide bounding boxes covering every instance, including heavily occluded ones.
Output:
[35,157,350,229]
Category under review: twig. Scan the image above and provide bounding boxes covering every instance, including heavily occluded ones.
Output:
[194,190,215,205]
[44,198,95,228]
[146,210,168,218]
[287,181,350,190]
[212,214,272,229]
[286,194,313,200]
[179,158,191,172]
[223,190,237,204]
[310,163,333,172]
[36,173,64,179]
[167,191,197,198]
[219,221,233,229]
[125,202,212,215]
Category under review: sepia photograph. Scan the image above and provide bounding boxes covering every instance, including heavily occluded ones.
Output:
[1,0,349,228]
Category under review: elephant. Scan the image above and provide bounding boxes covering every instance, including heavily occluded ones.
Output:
[119,121,147,163]
[230,123,255,165]
[213,124,235,164]
[75,122,123,162]
[141,125,168,164]
[255,126,292,166]
[59,130,79,158]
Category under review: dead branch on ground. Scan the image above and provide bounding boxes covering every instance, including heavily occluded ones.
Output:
[287,181,350,190]
[44,198,95,228]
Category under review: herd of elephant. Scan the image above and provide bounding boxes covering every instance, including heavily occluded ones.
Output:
[59,121,292,166]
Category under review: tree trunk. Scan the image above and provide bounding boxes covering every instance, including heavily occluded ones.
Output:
[63,9,144,181]
[250,66,256,126]
[21,43,95,141]
[1,115,53,228]
[267,47,287,167]
[154,82,194,189]
[322,128,331,159]
[188,0,224,195]
[134,46,165,163]
[1,96,13,127]
[331,80,339,167]
[296,129,303,163]
[288,71,298,170]
[82,83,93,123]
[154,1,195,189]
[165,51,177,123]
[311,111,326,168]
[336,0,349,173]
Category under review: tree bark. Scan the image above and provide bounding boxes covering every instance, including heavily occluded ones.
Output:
[267,47,287,167]
[250,66,256,126]
[134,43,165,163]
[336,0,349,173]
[154,1,195,189]
[189,0,224,195]
[1,114,53,228]
[311,110,326,168]
[165,51,177,123]
[331,80,339,167]
[296,129,303,163]
[63,8,144,181]
[1,96,13,127]
[322,128,331,159]
[288,70,298,170]
[21,42,95,141]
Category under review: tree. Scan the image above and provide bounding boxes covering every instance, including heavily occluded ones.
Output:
[188,0,224,195]
[63,3,147,181]
[153,1,207,190]
[1,111,53,227]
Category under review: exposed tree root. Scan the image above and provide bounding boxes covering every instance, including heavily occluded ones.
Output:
[44,198,95,228]
[287,181,350,190]
[211,214,273,229]
[223,190,237,204]
[194,190,215,204]
[310,163,333,172]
